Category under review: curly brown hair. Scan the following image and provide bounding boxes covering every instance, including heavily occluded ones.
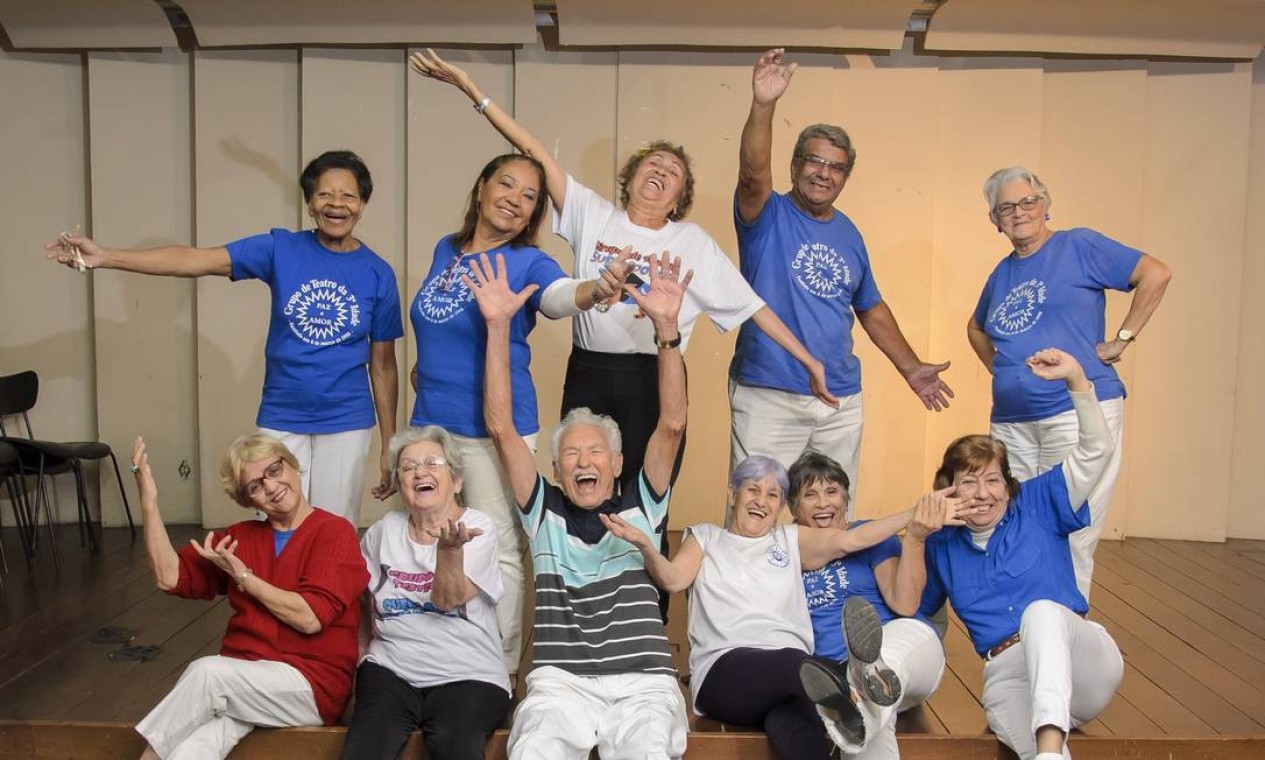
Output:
[933,434,1022,499]
[616,141,695,221]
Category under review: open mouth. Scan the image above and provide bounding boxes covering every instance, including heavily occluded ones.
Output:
[412,480,437,494]
[745,504,769,521]
[572,471,600,497]
[645,176,665,191]
[810,510,835,528]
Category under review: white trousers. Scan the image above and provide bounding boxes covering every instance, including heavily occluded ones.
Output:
[135,655,322,760]
[450,432,537,676]
[258,426,373,526]
[729,380,863,517]
[991,398,1125,599]
[982,601,1123,760]
[507,666,688,760]
[850,619,947,760]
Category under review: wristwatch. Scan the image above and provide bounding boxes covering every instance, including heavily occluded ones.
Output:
[1116,328,1135,343]
[654,332,682,350]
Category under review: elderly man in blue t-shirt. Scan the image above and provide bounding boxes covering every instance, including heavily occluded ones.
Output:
[729,48,953,508]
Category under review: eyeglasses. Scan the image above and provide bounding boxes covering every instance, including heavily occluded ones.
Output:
[398,456,450,476]
[993,195,1042,218]
[242,458,287,499]
[800,154,850,175]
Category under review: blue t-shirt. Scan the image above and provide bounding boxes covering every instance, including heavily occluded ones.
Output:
[409,236,566,438]
[227,228,404,433]
[918,465,1089,656]
[802,523,932,661]
[273,528,295,556]
[973,228,1142,423]
[730,192,883,397]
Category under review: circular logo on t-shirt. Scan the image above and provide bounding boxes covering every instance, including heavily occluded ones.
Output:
[989,278,1047,335]
[791,242,850,299]
[282,279,361,346]
[766,543,790,568]
[802,564,847,610]
[417,271,475,324]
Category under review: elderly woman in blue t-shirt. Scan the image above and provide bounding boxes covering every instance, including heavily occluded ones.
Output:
[405,153,623,678]
[789,452,947,758]
[966,167,1171,598]
[918,348,1124,760]
[47,151,404,526]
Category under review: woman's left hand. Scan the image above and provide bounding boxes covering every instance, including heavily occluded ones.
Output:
[190,531,247,578]
[1095,338,1128,365]
[463,253,540,325]
[427,518,484,549]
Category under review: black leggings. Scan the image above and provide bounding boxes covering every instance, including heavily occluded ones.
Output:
[695,648,834,760]
[339,660,510,760]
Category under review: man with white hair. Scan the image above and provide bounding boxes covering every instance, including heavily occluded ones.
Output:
[472,250,691,759]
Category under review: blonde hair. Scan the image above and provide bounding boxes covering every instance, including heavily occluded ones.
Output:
[218,433,301,507]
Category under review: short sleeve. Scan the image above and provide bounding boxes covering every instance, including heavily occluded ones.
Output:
[296,516,371,628]
[867,534,902,569]
[525,250,568,312]
[973,269,997,327]
[849,243,883,313]
[462,512,504,603]
[360,520,385,589]
[226,230,278,283]
[554,174,610,247]
[733,189,774,268]
[1019,465,1091,537]
[635,470,671,532]
[1074,228,1143,292]
[516,475,550,540]
[370,262,405,342]
[917,540,948,617]
[696,235,765,333]
[684,523,717,553]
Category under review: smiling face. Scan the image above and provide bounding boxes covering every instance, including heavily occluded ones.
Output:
[729,475,786,538]
[952,458,1011,530]
[993,179,1048,250]
[397,441,462,514]
[554,423,622,509]
[239,455,304,520]
[476,158,542,241]
[307,168,364,247]
[791,477,849,530]
[790,137,850,216]
[628,150,686,213]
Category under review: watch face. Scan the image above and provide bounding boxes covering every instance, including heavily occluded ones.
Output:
[1118,329,1135,342]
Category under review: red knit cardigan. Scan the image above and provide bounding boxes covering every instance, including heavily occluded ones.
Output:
[170,508,369,724]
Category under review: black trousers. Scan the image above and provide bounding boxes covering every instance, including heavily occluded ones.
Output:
[339,660,510,760]
[695,648,834,760]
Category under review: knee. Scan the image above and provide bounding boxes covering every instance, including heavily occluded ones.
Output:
[425,726,488,760]
[1020,600,1066,636]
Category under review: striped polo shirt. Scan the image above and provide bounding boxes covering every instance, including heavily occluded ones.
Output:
[517,471,676,677]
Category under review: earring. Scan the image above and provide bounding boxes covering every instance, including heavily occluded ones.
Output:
[1044,213,1051,221]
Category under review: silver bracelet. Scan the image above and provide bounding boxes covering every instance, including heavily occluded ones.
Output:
[473,96,491,115]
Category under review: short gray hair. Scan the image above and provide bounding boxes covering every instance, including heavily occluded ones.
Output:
[726,455,790,527]
[389,425,464,491]
[550,407,622,461]
[793,124,856,173]
[983,166,1052,223]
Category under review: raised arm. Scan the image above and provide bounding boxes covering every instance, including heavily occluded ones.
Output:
[737,49,796,225]
[47,234,230,278]
[966,315,996,373]
[626,252,691,495]
[410,49,568,213]
[856,301,954,411]
[799,490,975,571]
[874,488,956,617]
[1096,253,1173,365]
[131,436,180,591]
[600,513,704,593]
[748,305,838,408]
[1026,349,1111,507]
[369,341,399,500]
[471,253,544,507]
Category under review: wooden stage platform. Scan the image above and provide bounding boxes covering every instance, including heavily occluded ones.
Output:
[2,525,1264,758]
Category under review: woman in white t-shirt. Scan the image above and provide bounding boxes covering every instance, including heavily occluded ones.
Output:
[408,50,835,506]
[602,455,976,759]
[340,425,510,760]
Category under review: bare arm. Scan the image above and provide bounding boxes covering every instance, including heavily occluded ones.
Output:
[427,521,482,610]
[410,49,568,213]
[131,437,180,591]
[1096,253,1173,364]
[748,305,838,407]
[632,254,690,496]
[737,49,796,225]
[369,341,400,501]
[857,301,953,411]
[967,315,996,373]
[799,509,912,571]
[875,490,952,617]
[47,234,231,277]
[602,514,704,594]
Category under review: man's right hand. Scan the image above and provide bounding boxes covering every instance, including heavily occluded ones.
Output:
[752,48,797,106]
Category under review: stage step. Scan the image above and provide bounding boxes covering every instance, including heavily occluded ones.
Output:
[2,721,1263,759]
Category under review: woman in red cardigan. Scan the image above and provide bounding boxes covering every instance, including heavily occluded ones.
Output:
[131,433,369,760]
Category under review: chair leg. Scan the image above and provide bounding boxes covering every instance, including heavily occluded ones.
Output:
[4,475,33,561]
[71,462,99,553]
[33,460,59,568]
[107,452,137,539]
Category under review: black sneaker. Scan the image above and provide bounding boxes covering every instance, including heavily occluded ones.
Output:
[843,596,901,707]
[799,657,866,751]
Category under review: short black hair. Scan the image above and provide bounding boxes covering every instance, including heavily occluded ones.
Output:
[788,451,851,505]
[300,150,373,203]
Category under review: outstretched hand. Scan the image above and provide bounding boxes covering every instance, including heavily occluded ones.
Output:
[45,231,103,272]
[599,513,655,551]
[426,518,484,549]
[409,48,475,95]
[907,486,985,540]
[904,360,954,412]
[190,531,247,578]
[593,246,634,309]
[752,48,797,106]
[131,436,158,503]
[624,251,693,329]
[462,253,540,325]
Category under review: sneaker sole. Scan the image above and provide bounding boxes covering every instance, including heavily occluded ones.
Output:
[799,659,866,749]
[844,596,902,707]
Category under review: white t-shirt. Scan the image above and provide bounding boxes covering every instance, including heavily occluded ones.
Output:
[555,174,765,355]
[685,522,814,712]
[361,508,510,695]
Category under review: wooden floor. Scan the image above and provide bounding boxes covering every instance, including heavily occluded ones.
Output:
[2,525,1265,758]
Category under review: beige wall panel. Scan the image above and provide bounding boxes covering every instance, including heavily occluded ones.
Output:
[301,48,406,527]
[88,50,198,525]
[0,50,93,523]
[194,49,299,528]
[831,66,941,519]
[1230,56,1265,539]
[512,43,619,481]
[1038,67,1147,540]
[925,67,1044,475]
[0,0,175,49]
[1129,63,1252,540]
